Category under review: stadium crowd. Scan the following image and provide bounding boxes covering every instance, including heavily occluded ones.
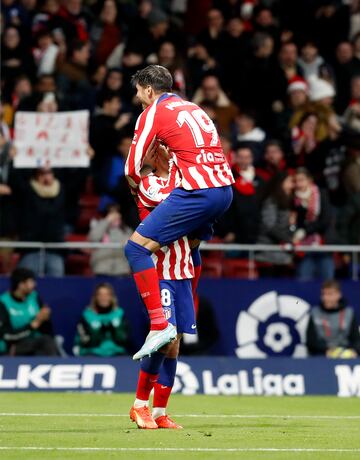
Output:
[1,0,360,279]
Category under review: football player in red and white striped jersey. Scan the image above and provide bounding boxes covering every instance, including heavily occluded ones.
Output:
[124,65,233,361]
[130,147,199,430]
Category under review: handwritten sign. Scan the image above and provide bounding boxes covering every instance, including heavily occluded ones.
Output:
[14,111,90,168]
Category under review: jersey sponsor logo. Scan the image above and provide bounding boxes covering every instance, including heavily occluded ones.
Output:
[235,291,310,358]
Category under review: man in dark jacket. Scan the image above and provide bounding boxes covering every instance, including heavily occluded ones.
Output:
[306,280,360,357]
[0,268,58,356]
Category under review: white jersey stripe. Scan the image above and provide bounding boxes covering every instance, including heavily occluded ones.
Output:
[162,247,171,279]
[203,165,222,187]
[134,101,157,179]
[151,253,158,267]
[183,238,193,279]
[188,166,209,188]
[173,241,182,280]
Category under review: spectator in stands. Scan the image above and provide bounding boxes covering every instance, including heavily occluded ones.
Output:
[256,140,287,183]
[197,8,226,63]
[298,41,326,81]
[0,268,58,356]
[32,28,59,76]
[256,172,295,268]
[88,204,132,276]
[343,76,360,132]
[292,168,334,281]
[180,294,219,356]
[1,26,35,97]
[0,123,16,238]
[74,282,129,356]
[273,76,309,147]
[218,145,263,244]
[338,191,360,245]
[192,75,238,135]
[306,280,360,357]
[154,41,186,97]
[90,91,133,195]
[56,39,94,110]
[333,41,354,113]
[15,167,65,276]
[342,135,360,195]
[90,0,122,66]
[234,112,266,163]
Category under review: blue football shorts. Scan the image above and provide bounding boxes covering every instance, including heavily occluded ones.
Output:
[137,186,233,246]
[159,279,196,334]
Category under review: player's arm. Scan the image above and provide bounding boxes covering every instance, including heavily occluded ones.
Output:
[125,103,158,189]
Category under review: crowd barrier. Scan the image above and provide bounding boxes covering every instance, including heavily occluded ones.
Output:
[0,277,359,357]
[0,357,359,397]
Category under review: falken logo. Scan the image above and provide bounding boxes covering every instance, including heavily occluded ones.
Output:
[236,291,310,358]
[173,361,199,395]
[0,365,116,389]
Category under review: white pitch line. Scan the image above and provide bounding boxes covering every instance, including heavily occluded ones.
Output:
[0,413,360,420]
[0,447,359,453]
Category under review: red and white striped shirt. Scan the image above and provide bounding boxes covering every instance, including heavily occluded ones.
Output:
[138,163,194,281]
[125,93,234,191]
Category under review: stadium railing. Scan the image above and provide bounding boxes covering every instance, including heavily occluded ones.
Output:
[0,241,359,280]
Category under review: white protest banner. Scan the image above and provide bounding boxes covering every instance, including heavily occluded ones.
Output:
[14,110,90,168]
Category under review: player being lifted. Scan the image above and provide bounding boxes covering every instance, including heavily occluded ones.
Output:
[130,146,201,429]
[125,65,234,360]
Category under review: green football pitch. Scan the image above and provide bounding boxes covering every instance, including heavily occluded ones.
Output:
[0,393,359,459]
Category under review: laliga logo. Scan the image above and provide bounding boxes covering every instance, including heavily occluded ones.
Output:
[236,291,310,358]
[173,361,199,395]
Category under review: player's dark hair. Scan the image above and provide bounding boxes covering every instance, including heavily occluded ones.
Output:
[10,268,35,291]
[322,280,341,292]
[131,65,173,93]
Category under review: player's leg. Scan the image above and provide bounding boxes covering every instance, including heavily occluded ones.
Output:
[125,236,177,360]
[130,281,177,428]
[153,338,182,429]
[126,186,232,360]
[153,279,195,429]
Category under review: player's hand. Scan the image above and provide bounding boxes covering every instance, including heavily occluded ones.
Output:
[143,135,158,169]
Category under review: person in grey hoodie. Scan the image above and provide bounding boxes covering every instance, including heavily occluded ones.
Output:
[88,204,132,276]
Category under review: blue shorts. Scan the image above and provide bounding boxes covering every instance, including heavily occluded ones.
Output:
[159,279,196,334]
[137,186,233,246]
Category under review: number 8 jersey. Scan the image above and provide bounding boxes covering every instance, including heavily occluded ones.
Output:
[125,93,235,190]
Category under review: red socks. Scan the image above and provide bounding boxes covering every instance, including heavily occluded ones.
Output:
[135,369,159,401]
[134,267,168,330]
[153,382,172,408]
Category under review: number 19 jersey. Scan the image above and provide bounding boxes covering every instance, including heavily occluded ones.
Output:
[125,93,234,190]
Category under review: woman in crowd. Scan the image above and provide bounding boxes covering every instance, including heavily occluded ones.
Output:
[74,282,129,356]
[292,168,334,281]
[256,172,295,271]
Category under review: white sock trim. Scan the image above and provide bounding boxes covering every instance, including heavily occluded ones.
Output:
[152,407,166,419]
[134,398,149,408]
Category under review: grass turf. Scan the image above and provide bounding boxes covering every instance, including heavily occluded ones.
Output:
[0,393,359,459]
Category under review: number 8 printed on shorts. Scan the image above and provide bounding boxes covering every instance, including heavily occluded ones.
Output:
[161,288,172,307]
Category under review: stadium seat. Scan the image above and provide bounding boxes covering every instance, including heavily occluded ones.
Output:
[0,251,20,275]
[222,258,259,279]
[65,253,92,276]
[201,258,223,278]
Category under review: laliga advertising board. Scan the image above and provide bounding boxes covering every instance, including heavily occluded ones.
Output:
[0,358,360,397]
[13,110,90,168]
